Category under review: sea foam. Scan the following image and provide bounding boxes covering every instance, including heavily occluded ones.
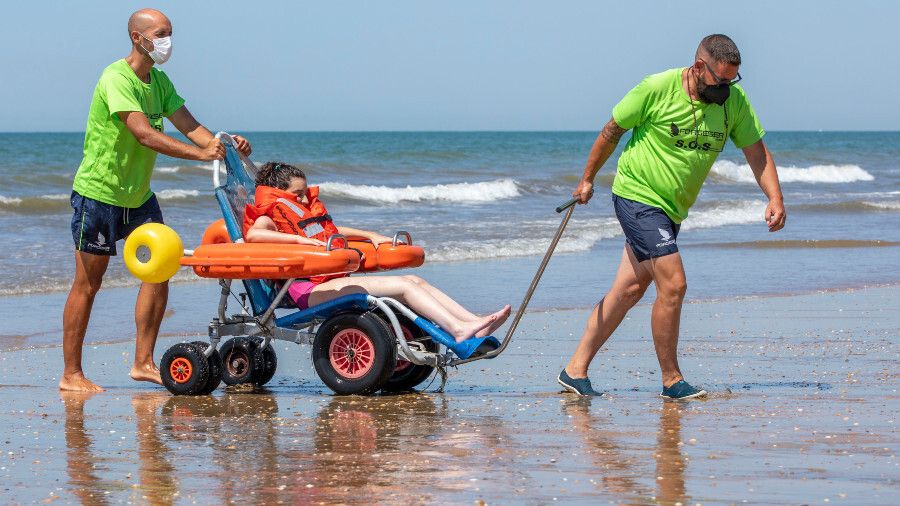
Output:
[318,179,521,204]
[710,160,874,184]
[427,217,622,262]
[426,200,770,263]
[156,189,201,200]
[682,200,767,230]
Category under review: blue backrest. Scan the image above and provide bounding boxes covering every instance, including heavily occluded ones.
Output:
[215,142,277,315]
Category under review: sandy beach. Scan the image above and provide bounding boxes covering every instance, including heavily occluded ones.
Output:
[0,284,896,504]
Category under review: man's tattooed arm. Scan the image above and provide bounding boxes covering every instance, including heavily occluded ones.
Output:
[599,118,627,144]
[575,118,630,202]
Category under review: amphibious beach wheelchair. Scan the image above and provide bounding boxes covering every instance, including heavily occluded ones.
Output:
[125,133,510,396]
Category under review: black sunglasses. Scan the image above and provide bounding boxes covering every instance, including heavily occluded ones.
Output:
[701,59,742,86]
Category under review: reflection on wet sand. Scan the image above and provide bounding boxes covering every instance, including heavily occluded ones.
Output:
[148,391,491,504]
[562,397,643,499]
[158,390,281,504]
[303,393,513,502]
[61,391,110,506]
[131,393,177,505]
[655,402,689,506]
[304,394,449,502]
[57,389,515,503]
[560,398,689,504]
[61,392,179,506]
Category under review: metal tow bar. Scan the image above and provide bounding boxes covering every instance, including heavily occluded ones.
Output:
[449,195,584,366]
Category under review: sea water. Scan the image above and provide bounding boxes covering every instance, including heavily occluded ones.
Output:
[0,131,897,311]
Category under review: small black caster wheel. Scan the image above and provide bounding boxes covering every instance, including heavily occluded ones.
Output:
[219,337,264,385]
[191,341,223,395]
[161,342,211,396]
[252,338,278,387]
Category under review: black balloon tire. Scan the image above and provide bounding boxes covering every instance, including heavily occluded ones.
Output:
[191,341,223,395]
[382,316,438,392]
[220,337,264,386]
[313,312,397,395]
[252,338,278,386]
[161,342,211,396]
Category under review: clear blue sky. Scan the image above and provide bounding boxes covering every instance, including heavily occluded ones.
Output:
[4,0,898,132]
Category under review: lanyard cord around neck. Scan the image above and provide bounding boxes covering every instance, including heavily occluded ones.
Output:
[687,67,729,151]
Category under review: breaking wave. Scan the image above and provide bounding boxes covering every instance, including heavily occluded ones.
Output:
[318,179,521,204]
[682,200,767,230]
[0,193,70,214]
[155,189,201,200]
[427,217,622,262]
[710,161,874,184]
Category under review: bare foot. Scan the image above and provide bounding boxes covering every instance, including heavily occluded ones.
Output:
[130,362,163,385]
[451,315,496,343]
[59,372,105,392]
[475,304,512,338]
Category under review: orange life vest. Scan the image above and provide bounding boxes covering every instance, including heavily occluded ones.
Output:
[244,185,339,240]
[244,185,346,283]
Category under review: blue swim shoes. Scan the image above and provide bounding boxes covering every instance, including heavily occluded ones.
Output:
[660,380,707,400]
[557,369,605,397]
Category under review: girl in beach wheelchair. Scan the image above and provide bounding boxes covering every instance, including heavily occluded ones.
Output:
[124,134,509,396]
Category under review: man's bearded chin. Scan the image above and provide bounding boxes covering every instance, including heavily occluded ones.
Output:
[695,73,712,104]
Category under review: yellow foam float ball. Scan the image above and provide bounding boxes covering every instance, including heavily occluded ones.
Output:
[123,223,184,283]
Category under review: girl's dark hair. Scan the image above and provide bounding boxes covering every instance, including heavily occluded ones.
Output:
[255,161,307,190]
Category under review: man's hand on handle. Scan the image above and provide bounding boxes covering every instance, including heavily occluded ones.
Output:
[765,198,786,232]
[199,138,226,161]
[573,180,595,204]
[232,135,252,156]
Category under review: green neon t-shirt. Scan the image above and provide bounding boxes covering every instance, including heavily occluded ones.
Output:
[72,59,185,208]
[610,68,765,223]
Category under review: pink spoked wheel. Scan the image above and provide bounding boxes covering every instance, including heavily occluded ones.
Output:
[313,312,397,395]
[329,328,376,379]
[382,315,438,392]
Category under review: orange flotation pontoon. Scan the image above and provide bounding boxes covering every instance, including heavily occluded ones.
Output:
[181,242,360,280]
[123,221,361,283]
[347,234,425,272]
[197,219,425,274]
[200,218,232,245]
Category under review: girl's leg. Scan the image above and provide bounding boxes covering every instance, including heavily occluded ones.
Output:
[402,275,511,337]
[401,275,478,320]
[308,276,495,343]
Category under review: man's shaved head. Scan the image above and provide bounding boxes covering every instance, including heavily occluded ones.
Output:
[695,34,741,66]
[127,8,170,36]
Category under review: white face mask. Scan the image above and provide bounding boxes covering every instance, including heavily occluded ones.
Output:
[139,33,172,65]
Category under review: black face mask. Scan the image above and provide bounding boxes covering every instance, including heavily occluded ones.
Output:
[697,77,730,105]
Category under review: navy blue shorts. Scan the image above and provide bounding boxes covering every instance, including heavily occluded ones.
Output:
[70,191,164,256]
[612,194,680,262]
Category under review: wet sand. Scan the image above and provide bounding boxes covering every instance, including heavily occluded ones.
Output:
[0,286,897,504]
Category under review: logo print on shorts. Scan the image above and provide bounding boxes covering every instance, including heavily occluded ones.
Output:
[97,232,106,245]
[656,227,675,248]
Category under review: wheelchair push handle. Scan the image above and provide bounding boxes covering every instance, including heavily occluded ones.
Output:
[450,194,580,366]
[556,189,594,213]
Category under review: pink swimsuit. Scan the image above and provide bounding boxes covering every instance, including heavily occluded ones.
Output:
[287,280,317,310]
